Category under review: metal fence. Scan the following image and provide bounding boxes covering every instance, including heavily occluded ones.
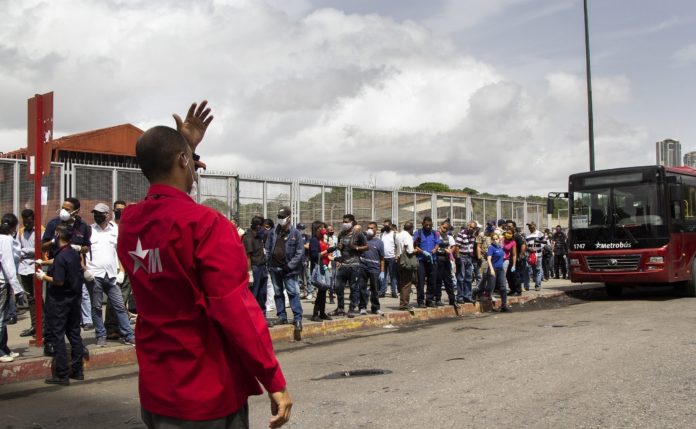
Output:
[0,159,546,229]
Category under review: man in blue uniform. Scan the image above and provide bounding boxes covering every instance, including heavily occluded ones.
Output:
[37,224,85,385]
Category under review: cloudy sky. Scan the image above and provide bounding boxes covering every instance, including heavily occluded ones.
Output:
[1,0,694,196]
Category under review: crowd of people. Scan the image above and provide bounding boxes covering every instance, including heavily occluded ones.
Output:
[241,208,570,326]
[0,198,136,382]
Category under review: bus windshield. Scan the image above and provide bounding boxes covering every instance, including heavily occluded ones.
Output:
[570,182,667,242]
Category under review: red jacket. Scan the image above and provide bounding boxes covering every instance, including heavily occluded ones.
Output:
[117,184,286,420]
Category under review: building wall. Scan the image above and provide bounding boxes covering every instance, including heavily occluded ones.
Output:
[656,139,682,167]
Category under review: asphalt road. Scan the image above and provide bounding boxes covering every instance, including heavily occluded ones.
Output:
[2,286,696,428]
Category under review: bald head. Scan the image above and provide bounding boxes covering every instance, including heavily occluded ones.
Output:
[136,126,189,183]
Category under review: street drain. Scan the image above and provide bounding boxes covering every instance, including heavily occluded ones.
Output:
[314,369,393,380]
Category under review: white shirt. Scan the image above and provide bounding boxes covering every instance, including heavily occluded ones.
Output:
[0,235,22,294]
[18,227,42,276]
[381,231,396,259]
[86,221,120,278]
[395,230,414,258]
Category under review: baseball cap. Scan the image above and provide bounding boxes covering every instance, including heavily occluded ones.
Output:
[277,207,291,218]
[92,203,110,214]
[497,218,506,227]
[296,222,306,230]
[526,221,537,227]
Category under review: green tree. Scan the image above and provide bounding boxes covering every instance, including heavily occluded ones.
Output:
[413,182,451,192]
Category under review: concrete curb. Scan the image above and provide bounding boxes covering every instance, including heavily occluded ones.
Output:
[0,287,586,385]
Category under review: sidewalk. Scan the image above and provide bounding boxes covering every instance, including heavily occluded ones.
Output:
[1,278,602,385]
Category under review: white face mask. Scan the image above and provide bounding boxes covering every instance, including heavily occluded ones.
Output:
[366,229,375,238]
[278,216,289,227]
[59,209,72,222]
[341,222,353,231]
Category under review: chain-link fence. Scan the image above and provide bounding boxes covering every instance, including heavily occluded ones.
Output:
[0,159,547,230]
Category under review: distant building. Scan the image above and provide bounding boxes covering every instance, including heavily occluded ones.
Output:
[1,124,142,168]
[656,139,681,167]
[684,151,696,168]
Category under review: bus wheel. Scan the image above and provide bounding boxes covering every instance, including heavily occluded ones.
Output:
[605,283,622,298]
[684,261,696,297]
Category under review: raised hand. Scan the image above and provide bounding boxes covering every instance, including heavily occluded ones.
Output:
[172,100,214,153]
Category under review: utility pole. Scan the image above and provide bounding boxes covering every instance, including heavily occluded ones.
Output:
[584,0,595,171]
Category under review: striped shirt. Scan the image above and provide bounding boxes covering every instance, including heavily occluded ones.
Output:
[455,228,475,255]
[525,231,547,255]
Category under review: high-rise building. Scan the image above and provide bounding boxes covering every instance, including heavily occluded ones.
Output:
[656,139,681,167]
[684,151,696,168]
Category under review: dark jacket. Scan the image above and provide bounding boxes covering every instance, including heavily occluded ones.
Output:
[265,225,305,275]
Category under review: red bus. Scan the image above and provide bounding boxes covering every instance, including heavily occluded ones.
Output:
[562,165,696,297]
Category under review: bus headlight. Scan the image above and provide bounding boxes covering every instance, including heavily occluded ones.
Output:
[569,258,580,266]
[648,256,664,264]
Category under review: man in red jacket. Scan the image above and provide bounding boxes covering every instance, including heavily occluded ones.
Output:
[117,101,292,428]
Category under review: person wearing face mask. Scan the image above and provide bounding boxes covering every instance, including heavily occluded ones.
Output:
[502,226,518,297]
[330,214,368,318]
[524,222,547,291]
[243,216,271,322]
[41,197,93,342]
[360,222,384,315]
[117,101,292,428]
[552,225,569,280]
[325,225,337,305]
[309,221,332,321]
[104,200,135,341]
[0,213,22,363]
[265,207,305,331]
[486,233,510,312]
[85,203,134,347]
[454,220,476,304]
[433,219,456,307]
[413,216,441,308]
[18,209,45,338]
[379,220,398,299]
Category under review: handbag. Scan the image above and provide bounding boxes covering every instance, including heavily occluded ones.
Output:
[398,250,419,272]
[310,254,332,291]
[528,250,538,265]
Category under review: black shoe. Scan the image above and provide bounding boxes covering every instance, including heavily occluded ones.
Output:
[275,318,289,325]
[20,327,36,337]
[391,292,398,298]
[346,310,356,318]
[82,323,94,331]
[43,344,56,357]
[320,313,332,320]
[434,301,445,307]
[329,308,345,317]
[563,275,567,280]
[462,298,474,304]
[417,303,426,308]
[310,315,322,322]
[514,292,522,296]
[45,376,70,386]
[500,306,511,313]
[293,320,303,331]
[554,276,560,279]
[378,293,386,298]
[7,316,17,325]
[69,372,84,381]
[425,302,435,308]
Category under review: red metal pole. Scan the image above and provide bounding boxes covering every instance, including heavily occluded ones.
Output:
[32,94,44,347]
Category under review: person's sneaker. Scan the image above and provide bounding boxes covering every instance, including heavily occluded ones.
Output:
[359,309,368,315]
[329,309,345,317]
[96,337,107,347]
[82,323,94,331]
[535,286,541,291]
[371,309,383,315]
[320,313,332,320]
[122,337,136,347]
[20,327,35,337]
[417,303,426,308]
[275,318,289,325]
[346,310,356,318]
[107,332,121,341]
[44,344,56,357]
[378,293,386,298]
[44,376,70,386]
[500,306,511,313]
[310,315,322,322]
[426,302,435,308]
[391,292,398,298]
[434,301,445,307]
[7,316,17,325]
[0,354,14,363]
[8,352,20,359]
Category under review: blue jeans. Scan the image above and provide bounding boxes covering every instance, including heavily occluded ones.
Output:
[379,258,399,295]
[522,256,543,289]
[88,275,133,341]
[269,270,302,322]
[531,255,543,288]
[456,255,474,302]
[334,265,365,311]
[81,284,92,325]
[493,262,508,308]
[251,265,269,317]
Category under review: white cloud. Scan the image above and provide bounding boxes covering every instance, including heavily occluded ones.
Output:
[0,0,649,197]
[673,43,696,65]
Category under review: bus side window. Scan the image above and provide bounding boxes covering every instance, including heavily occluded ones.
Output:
[684,186,696,232]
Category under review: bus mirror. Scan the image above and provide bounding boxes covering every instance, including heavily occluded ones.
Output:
[547,198,554,215]
[669,183,683,201]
